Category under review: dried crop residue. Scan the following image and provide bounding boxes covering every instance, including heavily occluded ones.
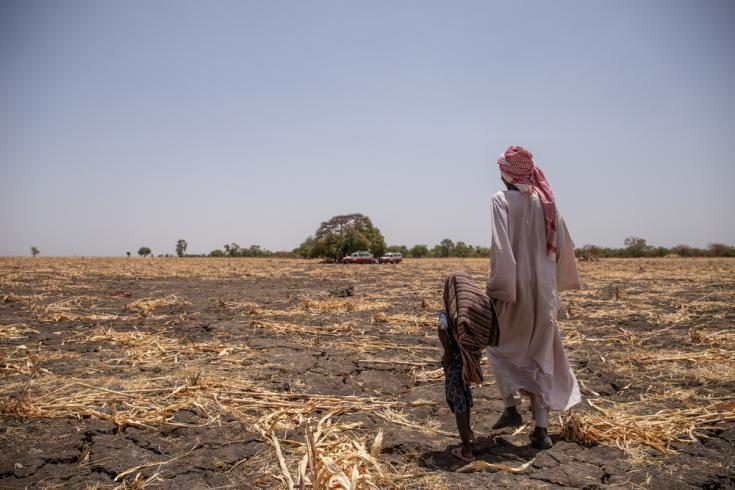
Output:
[0,257,733,489]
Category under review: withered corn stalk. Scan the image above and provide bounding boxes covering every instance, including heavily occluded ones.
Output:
[562,399,735,455]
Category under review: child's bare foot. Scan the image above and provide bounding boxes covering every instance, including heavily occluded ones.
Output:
[450,446,476,463]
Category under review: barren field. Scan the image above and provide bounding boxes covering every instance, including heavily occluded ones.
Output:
[1,257,733,489]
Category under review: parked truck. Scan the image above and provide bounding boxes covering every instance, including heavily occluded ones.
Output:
[342,251,377,264]
[378,252,403,264]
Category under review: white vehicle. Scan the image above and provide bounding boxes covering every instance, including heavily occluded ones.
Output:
[342,251,377,264]
[379,252,403,264]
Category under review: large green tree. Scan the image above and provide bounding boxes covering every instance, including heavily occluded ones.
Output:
[299,213,386,261]
[176,239,188,257]
[138,246,152,257]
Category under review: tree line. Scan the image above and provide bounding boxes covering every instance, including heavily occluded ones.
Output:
[29,214,729,259]
[127,214,491,260]
[575,237,735,259]
[209,243,291,257]
[131,237,734,260]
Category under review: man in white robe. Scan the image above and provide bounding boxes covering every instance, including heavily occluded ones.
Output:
[486,146,581,449]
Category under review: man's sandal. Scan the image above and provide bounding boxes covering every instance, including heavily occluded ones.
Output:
[529,430,553,449]
[492,411,523,430]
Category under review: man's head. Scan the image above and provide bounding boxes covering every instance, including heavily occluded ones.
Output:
[497,146,535,189]
[496,145,558,255]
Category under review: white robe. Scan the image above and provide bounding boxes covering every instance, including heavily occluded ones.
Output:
[486,190,582,411]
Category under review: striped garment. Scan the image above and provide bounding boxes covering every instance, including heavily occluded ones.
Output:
[442,271,499,386]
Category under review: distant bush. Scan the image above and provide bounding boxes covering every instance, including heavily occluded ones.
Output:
[408,244,429,258]
[622,236,653,257]
[138,247,152,257]
[208,244,292,258]
[386,245,409,256]
[670,244,700,257]
[452,241,473,257]
[708,243,735,257]
[474,245,491,257]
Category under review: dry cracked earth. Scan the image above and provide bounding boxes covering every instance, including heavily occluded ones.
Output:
[0,257,733,489]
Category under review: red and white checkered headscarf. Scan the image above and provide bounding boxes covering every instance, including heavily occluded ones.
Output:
[497,146,557,255]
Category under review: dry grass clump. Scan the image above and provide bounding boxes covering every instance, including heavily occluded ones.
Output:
[371,313,433,334]
[630,348,734,365]
[562,398,735,457]
[301,298,388,313]
[689,327,735,347]
[250,402,449,489]
[616,346,735,385]
[1,293,39,304]
[81,326,251,365]
[249,318,438,357]
[1,345,65,377]
[250,319,356,338]
[556,322,589,345]
[2,382,199,433]
[419,299,442,311]
[124,295,189,316]
[0,323,39,340]
[350,340,439,354]
[30,296,120,322]
[25,293,192,324]
[215,298,267,314]
[38,311,121,322]
[410,367,443,382]
[257,411,387,489]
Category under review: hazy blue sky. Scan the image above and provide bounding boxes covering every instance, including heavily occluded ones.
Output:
[2,0,734,256]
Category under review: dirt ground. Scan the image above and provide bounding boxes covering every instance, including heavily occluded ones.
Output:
[0,257,733,489]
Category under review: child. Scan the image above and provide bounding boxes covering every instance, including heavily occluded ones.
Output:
[438,310,476,462]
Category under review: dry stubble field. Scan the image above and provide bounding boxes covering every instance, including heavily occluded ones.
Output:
[0,257,733,489]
